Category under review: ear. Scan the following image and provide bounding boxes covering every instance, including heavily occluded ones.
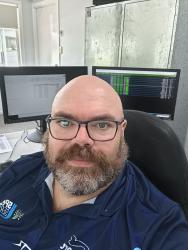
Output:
[122,119,127,131]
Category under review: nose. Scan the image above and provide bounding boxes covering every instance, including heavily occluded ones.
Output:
[72,125,94,146]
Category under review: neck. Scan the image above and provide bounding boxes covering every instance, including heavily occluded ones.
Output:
[52,179,109,212]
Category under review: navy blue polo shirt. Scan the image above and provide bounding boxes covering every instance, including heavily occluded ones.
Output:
[0,151,188,250]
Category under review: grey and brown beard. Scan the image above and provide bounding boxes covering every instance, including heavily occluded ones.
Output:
[43,131,129,196]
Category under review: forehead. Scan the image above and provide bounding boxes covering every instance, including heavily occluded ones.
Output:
[52,86,123,120]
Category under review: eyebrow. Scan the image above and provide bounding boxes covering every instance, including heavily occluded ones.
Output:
[52,111,123,121]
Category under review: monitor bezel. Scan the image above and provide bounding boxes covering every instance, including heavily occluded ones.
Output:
[92,66,181,120]
[0,66,88,124]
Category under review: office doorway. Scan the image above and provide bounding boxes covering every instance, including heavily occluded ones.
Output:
[0,2,20,66]
[0,28,20,66]
[32,0,59,66]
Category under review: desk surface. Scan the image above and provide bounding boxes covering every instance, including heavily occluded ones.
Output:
[0,130,43,163]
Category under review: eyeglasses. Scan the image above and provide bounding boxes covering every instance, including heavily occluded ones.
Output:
[46,115,125,141]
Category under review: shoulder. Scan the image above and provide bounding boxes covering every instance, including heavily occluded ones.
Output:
[125,161,182,214]
[124,162,188,248]
[0,151,47,191]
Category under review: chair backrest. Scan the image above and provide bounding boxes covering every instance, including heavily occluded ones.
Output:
[124,110,188,219]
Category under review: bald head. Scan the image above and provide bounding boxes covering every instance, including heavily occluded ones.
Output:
[52,75,124,120]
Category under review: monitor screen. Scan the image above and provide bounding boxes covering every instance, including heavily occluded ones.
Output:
[92,66,180,120]
[0,66,88,124]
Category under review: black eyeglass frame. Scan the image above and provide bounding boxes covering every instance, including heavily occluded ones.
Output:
[46,115,125,142]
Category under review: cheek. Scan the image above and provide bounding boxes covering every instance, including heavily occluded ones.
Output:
[48,137,68,157]
[107,133,124,160]
[94,139,120,161]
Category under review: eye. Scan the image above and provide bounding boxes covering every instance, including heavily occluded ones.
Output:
[96,121,112,129]
[58,119,71,128]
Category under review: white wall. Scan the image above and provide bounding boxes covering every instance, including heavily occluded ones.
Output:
[169,0,188,159]
[0,95,2,114]
[185,130,188,158]
[59,0,93,66]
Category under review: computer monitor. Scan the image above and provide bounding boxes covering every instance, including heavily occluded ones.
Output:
[0,66,88,142]
[92,66,180,120]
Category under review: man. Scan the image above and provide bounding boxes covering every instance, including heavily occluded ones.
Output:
[0,75,188,250]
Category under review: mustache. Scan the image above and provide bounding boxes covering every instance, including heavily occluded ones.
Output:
[55,144,109,166]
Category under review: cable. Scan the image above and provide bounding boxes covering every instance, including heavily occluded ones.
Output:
[23,130,30,143]
[5,130,26,162]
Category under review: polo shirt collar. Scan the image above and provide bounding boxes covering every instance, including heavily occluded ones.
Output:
[45,173,96,205]
[34,161,130,219]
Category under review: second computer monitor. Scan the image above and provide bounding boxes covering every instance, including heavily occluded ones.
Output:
[92,66,180,120]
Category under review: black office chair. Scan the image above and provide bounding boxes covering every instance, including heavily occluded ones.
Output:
[124,110,188,219]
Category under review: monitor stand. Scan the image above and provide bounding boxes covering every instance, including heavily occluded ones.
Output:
[27,119,47,143]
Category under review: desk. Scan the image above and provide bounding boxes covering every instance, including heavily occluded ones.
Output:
[0,130,43,163]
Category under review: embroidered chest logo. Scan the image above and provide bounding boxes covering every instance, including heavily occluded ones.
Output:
[0,199,24,220]
[58,235,90,250]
